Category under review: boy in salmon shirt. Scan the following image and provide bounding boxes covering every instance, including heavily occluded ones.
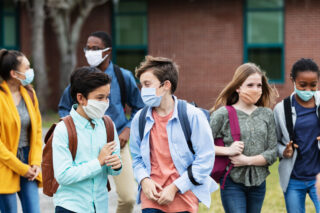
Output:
[129,56,218,213]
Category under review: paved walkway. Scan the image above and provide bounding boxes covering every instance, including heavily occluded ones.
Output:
[17,177,141,213]
[15,128,141,213]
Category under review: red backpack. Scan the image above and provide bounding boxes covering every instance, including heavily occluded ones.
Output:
[41,115,114,197]
[211,105,240,189]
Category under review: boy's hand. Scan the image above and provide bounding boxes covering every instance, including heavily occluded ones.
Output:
[119,127,130,149]
[141,178,163,202]
[98,141,117,166]
[105,154,122,170]
[157,183,178,205]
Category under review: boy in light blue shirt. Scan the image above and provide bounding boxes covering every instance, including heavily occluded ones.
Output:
[130,56,218,213]
[52,67,122,213]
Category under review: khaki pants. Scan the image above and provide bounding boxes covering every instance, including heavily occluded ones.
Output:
[113,143,137,213]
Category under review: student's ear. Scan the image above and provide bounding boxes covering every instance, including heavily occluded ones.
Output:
[10,70,18,79]
[77,93,87,106]
[290,76,294,83]
[164,80,171,92]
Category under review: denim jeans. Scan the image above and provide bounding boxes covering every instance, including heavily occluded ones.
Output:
[55,206,76,213]
[142,208,189,213]
[220,176,266,213]
[284,178,320,213]
[0,147,40,213]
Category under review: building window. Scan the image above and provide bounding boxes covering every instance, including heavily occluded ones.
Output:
[112,0,147,75]
[0,0,19,49]
[244,0,284,83]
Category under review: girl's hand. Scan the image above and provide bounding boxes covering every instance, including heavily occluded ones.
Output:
[23,166,36,179]
[228,141,244,156]
[229,154,250,167]
[283,141,298,158]
[28,165,41,181]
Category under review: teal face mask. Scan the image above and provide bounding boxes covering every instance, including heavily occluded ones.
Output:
[16,69,34,86]
[294,84,316,102]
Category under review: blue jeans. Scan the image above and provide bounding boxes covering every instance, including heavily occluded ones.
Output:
[0,147,40,213]
[284,178,320,213]
[142,208,189,213]
[220,177,266,213]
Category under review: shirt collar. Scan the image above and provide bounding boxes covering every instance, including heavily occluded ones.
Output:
[145,95,179,121]
[70,104,99,129]
[105,61,114,74]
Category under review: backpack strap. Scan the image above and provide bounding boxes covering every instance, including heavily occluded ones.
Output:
[113,64,126,109]
[102,115,114,192]
[62,116,78,160]
[177,100,194,154]
[103,116,114,142]
[226,106,241,141]
[284,96,294,142]
[24,85,35,106]
[177,100,202,186]
[221,105,241,190]
[139,106,149,140]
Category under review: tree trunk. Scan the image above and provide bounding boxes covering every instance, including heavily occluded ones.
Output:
[48,0,109,93]
[29,0,48,113]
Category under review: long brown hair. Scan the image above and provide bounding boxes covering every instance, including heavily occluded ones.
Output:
[210,63,277,112]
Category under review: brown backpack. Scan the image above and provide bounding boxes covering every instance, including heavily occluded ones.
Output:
[41,115,114,197]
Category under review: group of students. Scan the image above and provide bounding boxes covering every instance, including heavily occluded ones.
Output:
[0,31,319,213]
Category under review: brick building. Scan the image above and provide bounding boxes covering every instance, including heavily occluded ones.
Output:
[1,0,320,110]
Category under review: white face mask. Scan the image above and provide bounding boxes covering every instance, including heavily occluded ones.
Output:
[82,99,109,119]
[85,48,110,67]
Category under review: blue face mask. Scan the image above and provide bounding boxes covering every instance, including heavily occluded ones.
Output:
[141,87,163,107]
[16,69,34,86]
[294,84,316,102]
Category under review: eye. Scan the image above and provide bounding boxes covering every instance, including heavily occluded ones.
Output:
[299,83,307,88]
[247,83,254,87]
[257,83,262,88]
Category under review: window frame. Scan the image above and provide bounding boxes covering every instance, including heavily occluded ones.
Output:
[0,0,20,50]
[243,0,285,84]
[111,0,148,64]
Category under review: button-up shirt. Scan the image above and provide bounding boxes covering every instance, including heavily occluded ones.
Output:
[58,61,144,134]
[210,106,277,187]
[52,105,121,213]
[130,96,218,208]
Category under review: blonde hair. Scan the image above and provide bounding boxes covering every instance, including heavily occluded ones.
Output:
[210,63,278,112]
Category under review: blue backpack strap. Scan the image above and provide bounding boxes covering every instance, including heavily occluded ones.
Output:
[139,106,150,140]
[177,100,194,154]
[178,100,201,186]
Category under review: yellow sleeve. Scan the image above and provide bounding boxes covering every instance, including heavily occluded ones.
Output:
[0,138,30,176]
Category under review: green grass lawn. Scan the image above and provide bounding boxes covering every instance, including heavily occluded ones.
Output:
[199,160,315,213]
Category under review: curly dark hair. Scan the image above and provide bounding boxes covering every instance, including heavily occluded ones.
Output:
[89,31,112,48]
[291,58,320,80]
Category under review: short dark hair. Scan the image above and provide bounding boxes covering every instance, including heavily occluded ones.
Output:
[89,31,112,48]
[291,58,320,80]
[0,49,24,81]
[135,55,179,94]
[70,66,111,103]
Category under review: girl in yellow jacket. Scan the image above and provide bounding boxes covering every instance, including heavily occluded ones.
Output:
[0,49,42,213]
